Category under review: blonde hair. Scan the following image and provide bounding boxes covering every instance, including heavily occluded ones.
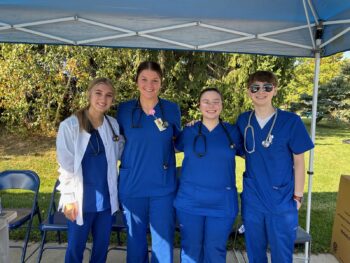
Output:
[75,77,114,133]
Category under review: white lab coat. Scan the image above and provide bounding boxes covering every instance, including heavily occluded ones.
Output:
[56,114,124,225]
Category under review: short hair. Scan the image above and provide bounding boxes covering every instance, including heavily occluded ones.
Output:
[135,61,163,83]
[248,71,278,87]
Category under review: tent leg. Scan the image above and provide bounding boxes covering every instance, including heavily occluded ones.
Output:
[305,49,321,263]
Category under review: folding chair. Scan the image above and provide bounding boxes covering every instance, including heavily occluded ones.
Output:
[107,210,127,255]
[231,222,312,263]
[294,226,312,263]
[0,170,42,263]
[37,179,91,263]
[36,180,67,262]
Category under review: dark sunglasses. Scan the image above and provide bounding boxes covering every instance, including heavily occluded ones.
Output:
[249,83,274,93]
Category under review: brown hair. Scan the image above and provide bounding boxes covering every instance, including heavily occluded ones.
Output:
[75,77,114,133]
[199,87,223,102]
[247,71,278,87]
[135,61,163,83]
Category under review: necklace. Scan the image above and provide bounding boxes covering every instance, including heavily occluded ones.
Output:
[89,130,100,156]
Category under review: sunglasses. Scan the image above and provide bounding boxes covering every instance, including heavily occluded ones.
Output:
[249,83,274,93]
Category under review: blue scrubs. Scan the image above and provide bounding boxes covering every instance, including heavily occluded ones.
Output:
[174,122,242,263]
[65,130,112,263]
[236,109,314,263]
[117,98,181,263]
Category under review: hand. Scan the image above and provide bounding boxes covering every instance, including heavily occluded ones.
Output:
[294,199,302,210]
[185,120,199,126]
[64,202,78,221]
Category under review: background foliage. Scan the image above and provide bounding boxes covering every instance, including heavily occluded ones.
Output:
[1,44,348,135]
[0,44,297,134]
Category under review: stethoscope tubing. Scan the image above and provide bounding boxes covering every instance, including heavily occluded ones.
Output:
[193,120,235,158]
[244,109,278,154]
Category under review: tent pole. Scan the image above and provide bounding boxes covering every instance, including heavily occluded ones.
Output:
[305,45,321,263]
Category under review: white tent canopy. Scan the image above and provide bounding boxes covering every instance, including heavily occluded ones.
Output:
[0,0,350,57]
[1,1,350,262]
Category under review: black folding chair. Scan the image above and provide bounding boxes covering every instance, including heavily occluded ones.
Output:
[0,170,42,263]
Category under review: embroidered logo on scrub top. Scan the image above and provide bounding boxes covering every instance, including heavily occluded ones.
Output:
[149,108,167,132]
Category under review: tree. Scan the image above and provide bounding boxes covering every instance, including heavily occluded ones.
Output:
[290,61,350,122]
[284,54,344,107]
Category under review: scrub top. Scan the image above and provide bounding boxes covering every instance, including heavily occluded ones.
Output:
[81,129,110,212]
[236,109,314,214]
[116,98,181,198]
[174,122,243,218]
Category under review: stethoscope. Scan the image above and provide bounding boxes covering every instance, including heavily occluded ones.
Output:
[104,114,120,142]
[130,97,171,170]
[131,97,168,129]
[244,109,278,154]
[193,120,235,157]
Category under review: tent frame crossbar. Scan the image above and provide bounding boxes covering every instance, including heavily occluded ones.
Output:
[0,16,349,53]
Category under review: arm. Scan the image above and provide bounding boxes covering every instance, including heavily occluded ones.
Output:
[56,120,79,221]
[293,153,305,210]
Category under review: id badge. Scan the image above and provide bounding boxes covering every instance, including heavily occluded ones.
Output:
[154,118,166,131]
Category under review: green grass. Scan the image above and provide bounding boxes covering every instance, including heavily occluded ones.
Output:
[1,119,350,252]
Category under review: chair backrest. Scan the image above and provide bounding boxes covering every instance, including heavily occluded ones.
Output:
[0,170,40,192]
[47,180,60,219]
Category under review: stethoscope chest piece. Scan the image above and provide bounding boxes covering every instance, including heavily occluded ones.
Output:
[244,109,278,154]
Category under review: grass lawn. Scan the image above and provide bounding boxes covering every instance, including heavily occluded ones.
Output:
[0,119,349,252]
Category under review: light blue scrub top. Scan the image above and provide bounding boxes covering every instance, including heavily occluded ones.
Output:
[82,129,110,212]
[116,98,181,198]
[236,109,314,214]
[174,122,243,218]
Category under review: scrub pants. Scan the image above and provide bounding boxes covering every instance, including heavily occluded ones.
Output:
[65,209,112,263]
[121,193,175,263]
[176,210,235,263]
[242,206,298,263]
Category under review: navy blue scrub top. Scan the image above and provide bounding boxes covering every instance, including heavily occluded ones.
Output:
[174,122,243,218]
[236,109,314,214]
[81,129,110,212]
[116,98,181,198]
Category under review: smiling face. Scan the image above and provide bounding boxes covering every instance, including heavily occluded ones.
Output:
[247,81,277,107]
[137,69,162,100]
[199,90,223,121]
[88,82,114,115]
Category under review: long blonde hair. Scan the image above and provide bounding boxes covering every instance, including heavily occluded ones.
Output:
[75,77,114,133]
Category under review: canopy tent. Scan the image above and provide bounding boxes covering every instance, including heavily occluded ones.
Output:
[0,0,350,57]
[1,1,350,261]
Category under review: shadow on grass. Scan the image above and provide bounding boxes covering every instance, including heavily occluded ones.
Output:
[0,133,55,157]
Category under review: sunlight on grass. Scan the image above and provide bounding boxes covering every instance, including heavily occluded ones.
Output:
[1,119,349,251]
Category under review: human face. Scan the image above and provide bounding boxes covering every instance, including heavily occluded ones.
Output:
[199,91,222,121]
[88,83,114,115]
[248,81,277,107]
[137,69,161,100]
